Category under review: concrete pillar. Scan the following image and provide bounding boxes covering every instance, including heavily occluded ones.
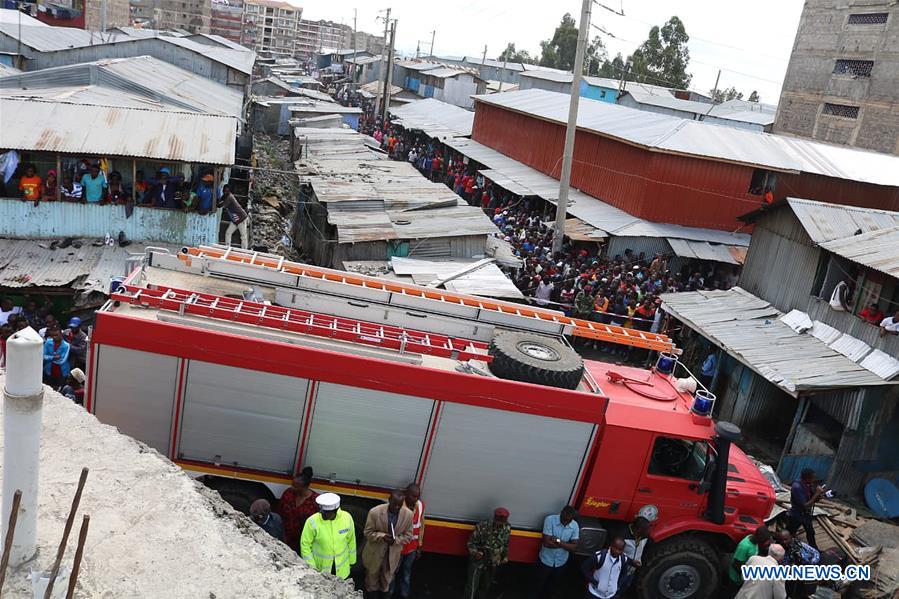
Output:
[2,327,44,568]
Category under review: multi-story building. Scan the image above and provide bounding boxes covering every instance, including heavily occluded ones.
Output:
[354,30,384,55]
[241,0,301,57]
[210,0,243,43]
[129,0,211,33]
[296,19,351,59]
[774,0,899,154]
[30,0,129,30]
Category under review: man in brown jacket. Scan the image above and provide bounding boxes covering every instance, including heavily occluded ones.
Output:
[362,489,414,598]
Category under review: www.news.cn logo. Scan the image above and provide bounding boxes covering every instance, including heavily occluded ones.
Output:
[742,564,871,581]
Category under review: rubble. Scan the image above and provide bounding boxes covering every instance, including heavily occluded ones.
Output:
[0,376,360,599]
[771,489,899,598]
[250,133,303,260]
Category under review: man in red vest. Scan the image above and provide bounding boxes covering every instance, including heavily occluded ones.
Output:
[390,483,425,599]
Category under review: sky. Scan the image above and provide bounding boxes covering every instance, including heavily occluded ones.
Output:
[296,0,805,104]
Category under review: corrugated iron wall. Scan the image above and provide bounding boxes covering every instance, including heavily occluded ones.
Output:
[604,235,670,262]
[0,199,219,245]
[739,210,822,312]
[471,103,761,231]
[778,172,899,212]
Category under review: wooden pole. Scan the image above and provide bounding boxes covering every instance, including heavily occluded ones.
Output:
[0,490,22,594]
[43,468,89,599]
[64,515,90,599]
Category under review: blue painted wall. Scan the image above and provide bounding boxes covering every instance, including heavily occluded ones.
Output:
[0,199,220,245]
[579,80,617,103]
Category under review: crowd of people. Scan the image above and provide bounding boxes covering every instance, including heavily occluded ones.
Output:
[0,151,229,216]
[243,462,836,599]
[0,296,87,404]
[355,114,740,354]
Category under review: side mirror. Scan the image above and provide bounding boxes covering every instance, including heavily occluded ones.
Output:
[697,451,717,495]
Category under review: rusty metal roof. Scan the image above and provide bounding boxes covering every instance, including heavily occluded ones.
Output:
[0,98,236,163]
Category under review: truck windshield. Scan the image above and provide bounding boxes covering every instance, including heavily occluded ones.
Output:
[648,437,709,480]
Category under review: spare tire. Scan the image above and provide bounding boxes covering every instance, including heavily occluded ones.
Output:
[488,331,584,389]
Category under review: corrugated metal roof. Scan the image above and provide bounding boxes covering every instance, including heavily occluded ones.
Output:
[661,287,895,395]
[396,60,443,72]
[666,238,744,264]
[0,56,244,118]
[0,98,236,163]
[390,257,523,299]
[389,98,474,139]
[296,127,496,244]
[786,198,899,243]
[819,226,899,277]
[0,62,20,76]
[422,67,468,79]
[445,137,750,246]
[0,23,255,74]
[474,89,899,187]
[0,8,48,26]
[0,239,178,293]
[289,102,361,114]
[624,90,776,127]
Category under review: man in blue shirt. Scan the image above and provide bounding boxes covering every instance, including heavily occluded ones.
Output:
[529,505,579,599]
[80,163,107,203]
[193,174,220,214]
[786,468,824,549]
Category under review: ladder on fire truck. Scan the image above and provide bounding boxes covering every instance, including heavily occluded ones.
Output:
[111,283,493,363]
[156,245,676,353]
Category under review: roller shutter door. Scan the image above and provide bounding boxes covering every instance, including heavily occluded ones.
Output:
[178,361,309,473]
[304,382,435,488]
[422,403,595,528]
[93,345,178,456]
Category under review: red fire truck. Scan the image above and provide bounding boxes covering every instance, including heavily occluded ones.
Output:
[86,246,774,598]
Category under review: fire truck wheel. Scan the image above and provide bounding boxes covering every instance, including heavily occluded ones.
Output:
[488,332,584,390]
[637,535,719,599]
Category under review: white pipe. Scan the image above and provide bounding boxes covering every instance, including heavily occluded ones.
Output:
[2,327,44,568]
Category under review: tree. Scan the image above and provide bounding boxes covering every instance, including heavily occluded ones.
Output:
[748,90,760,102]
[709,86,743,103]
[539,13,579,71]
[629,16,692,89]
[497,42,536,65]
[596,52,627,79]
[584,36,608,76]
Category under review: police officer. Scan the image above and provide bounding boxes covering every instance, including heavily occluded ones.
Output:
[300,493,357,579]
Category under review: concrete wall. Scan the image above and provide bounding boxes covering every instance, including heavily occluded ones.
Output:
[774,0,899,154]
[85,0,130,30]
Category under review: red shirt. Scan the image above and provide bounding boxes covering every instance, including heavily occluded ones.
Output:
[277,488,319,551]
[401,500,425,555]
[859,307,884,324]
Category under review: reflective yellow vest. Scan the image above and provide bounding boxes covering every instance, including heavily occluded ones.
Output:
[300,509,356,579]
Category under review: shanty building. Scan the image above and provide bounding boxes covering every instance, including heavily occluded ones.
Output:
[0,55,240,246]
[293,128,498,268]
[388,98,475,141]
[617,91,777,132]
[468,89,899,233]
[660,199,899,496]
[415,67,486,109]
[0,23,255,92]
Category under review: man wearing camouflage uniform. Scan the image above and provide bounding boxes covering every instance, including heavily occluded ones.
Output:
[464,507,512,599]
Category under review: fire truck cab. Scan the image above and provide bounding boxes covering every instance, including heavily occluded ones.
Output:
[86,246,774,599]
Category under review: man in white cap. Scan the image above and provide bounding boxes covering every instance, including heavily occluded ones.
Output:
[61,367,86,405]
[300,492,356,580]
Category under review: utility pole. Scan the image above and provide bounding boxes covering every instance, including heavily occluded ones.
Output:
[381,19,397,125]
[353,8,357,52]
[429,29,435,58]
[551,0,591,255]
[498,54,507,93]
[101,0,107,34]
[375,7,391,118]
[415,40,420,59]
[481,43,487,65]
[710,68,721,103]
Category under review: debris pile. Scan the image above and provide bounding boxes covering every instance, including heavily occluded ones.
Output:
[250,133,302,260]
[772,491,899,598]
